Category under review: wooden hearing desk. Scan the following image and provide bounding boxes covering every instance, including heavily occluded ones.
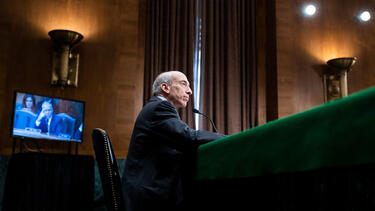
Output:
[194,86,375,210]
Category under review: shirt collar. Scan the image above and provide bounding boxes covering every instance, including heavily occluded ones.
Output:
[157,96,167,101]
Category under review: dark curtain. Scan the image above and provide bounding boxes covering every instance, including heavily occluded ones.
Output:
[144,0,197,126]
[199,0,258,134]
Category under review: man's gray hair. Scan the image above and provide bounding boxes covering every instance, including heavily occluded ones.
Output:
[41,100,53,108]
[152,72,173,96]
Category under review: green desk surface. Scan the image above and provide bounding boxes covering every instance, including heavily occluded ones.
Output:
[196,86,375,181]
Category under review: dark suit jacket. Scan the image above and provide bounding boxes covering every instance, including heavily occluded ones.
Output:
[35,114,63,135]
[122,96,225,211]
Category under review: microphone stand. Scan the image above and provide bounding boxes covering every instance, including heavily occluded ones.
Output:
[193,108,218,133]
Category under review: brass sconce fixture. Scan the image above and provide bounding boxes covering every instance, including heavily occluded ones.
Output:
[323,57,357,102]
[48,29,84,87]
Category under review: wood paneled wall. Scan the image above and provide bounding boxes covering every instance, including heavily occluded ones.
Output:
[276,0,375,118]
[0,0,145,157]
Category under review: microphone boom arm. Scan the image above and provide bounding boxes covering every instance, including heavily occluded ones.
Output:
[193,108,218,133]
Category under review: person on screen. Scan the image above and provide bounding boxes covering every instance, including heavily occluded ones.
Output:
[13,94,37,129]
[21,94,37,114]
[74,122,83,140]
[35,101,63,135]
[122,71,226,211]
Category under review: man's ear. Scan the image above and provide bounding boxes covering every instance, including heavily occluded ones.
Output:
[160,83,170,94]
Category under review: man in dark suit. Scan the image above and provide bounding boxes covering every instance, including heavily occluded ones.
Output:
[122,71,225,211]
[35,101,63,136]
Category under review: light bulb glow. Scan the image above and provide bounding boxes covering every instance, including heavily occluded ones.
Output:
[359,11,371,22]
[304,4,317,16]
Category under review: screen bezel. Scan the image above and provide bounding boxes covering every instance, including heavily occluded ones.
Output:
[10,90,86,143]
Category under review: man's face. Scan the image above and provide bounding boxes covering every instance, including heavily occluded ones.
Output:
[163,72,192,109]
[42,103,53,119]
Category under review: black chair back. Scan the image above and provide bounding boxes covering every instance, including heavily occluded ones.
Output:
[92,128,125,211]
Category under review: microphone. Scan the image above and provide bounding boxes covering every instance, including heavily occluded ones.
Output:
[193,108,218,133]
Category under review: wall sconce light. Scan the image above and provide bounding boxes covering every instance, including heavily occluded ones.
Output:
[323,57,357,102]
[48,29,84,87]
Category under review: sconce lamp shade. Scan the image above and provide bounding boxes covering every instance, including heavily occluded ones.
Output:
[48,30,84,47]
[48,29,83,88]
[323,57,357,102]
[327,57,357,70]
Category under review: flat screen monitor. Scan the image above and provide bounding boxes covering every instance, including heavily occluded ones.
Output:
[11,91,85,143]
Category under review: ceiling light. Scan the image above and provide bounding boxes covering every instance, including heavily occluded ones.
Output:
[358,11,371,22]
[303,4,317,16]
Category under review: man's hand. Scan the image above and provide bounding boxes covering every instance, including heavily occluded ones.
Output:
[36,109,46,122]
